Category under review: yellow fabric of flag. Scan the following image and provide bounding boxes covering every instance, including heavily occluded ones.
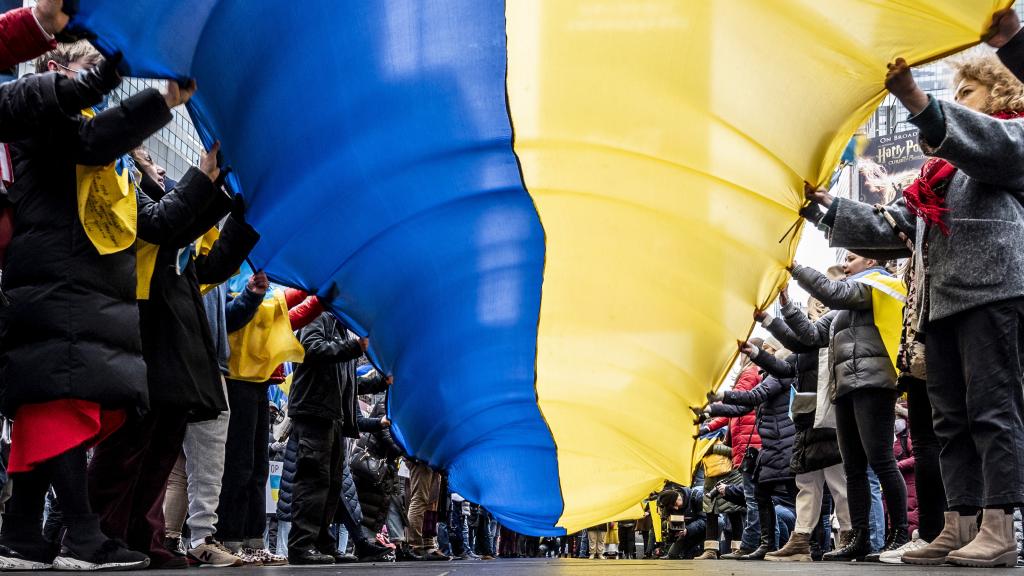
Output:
[505,0,1009,533]
[227,289,305,382]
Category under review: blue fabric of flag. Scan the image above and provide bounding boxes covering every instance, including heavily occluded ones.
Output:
[70,0,564,535]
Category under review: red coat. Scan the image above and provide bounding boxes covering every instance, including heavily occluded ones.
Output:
[706,364,763,469]
[0,8,55,71]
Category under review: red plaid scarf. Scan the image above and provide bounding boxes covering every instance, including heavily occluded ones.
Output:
[903,110,1024,235]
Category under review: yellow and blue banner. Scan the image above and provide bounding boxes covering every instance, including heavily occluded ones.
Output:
[69,0,1007,535]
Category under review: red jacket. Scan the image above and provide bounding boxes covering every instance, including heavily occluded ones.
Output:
[706,364,763,468]
[0,8,55,71]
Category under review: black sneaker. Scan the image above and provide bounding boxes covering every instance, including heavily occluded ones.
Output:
[53,539,150,571]
[163,537,186,557]
[354,539,390,559]
[288,548,335,565]
[0,542,54,571]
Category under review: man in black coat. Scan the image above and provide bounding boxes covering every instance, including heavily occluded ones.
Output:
[86,144,260,568]
[287,311,390,565]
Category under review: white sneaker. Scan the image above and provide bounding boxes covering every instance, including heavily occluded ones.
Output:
[879,538,928,564]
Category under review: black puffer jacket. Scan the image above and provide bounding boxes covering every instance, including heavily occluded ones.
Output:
[336,452,364,529]
[277,436,297,521]
[354,401,405,535]
[722,355,796,483]
[748,344,841,475]
[0,88,211,415]
[791,265,897,400]
[137,172,259,422]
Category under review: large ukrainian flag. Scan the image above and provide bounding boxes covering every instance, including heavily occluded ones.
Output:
[70,0,1007,535]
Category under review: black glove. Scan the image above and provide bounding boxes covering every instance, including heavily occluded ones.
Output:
[799,203,824,226]
[230,191,247,224]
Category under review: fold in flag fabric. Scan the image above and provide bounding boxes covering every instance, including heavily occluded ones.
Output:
[69,0,1007,535]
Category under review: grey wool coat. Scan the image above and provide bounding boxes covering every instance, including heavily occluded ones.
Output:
[825,99,1024,327]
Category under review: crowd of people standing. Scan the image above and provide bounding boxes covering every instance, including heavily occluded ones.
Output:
[1,0,1024,572]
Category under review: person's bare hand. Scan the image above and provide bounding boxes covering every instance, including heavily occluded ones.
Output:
[199,141,221,183]
[778,284,789,306]
[247,271,269,296]
[753,309,767,322]
[381,416,391,428]
[162,79,197,109]
[886,58,929,115]
[358,337,369,352]
[32,0,69,36]
[985,8,1022,48]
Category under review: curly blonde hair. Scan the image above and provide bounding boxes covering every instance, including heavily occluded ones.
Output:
[950,54,1024,114]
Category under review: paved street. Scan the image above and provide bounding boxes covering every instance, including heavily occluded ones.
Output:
[134,558,1024,575]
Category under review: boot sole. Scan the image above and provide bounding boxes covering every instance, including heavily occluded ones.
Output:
[53,556,151,571]
[902,554,951,566]
[947,550,1018,568]
[764,554,811,562]
[0,557,51,571]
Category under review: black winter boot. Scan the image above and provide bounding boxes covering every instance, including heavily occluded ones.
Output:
[822,528,871,562]
[864,527,910,562]
[737,504,776,561]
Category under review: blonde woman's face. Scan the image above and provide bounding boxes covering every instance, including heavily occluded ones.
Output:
[955,79,991,113]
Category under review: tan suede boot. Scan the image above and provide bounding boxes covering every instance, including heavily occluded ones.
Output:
[765,532,811,562]
[947,509,1017,568]
[902,511,979,566]
[694,541,719,560]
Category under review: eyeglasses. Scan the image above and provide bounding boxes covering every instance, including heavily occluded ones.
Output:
[53,62,90,75]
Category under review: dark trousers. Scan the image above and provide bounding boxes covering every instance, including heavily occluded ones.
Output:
[88,408,189,564]
[287,417,344,555]
[835,388,907,532]
[927,298,1024,509]
[3,448,95,554]
[754,478,795,548]
[216,380,270,542]
[667,518,706,558]
[905,376,946,540]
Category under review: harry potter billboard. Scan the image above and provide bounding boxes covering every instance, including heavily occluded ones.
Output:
[856,128,927,205]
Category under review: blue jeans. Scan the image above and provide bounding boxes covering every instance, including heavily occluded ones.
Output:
[437,522,451,556]
[775,505,796,548]
[475,509,497,556]
[867,468,884,552]
[741,471,760,549]
[276,520,291,555]
[447,503,470,556]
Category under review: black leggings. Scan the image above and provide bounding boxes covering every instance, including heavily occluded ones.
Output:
[905,377,946,541]
[835,388,908,533]
[754,478,796,547]
[3,447,93,544]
